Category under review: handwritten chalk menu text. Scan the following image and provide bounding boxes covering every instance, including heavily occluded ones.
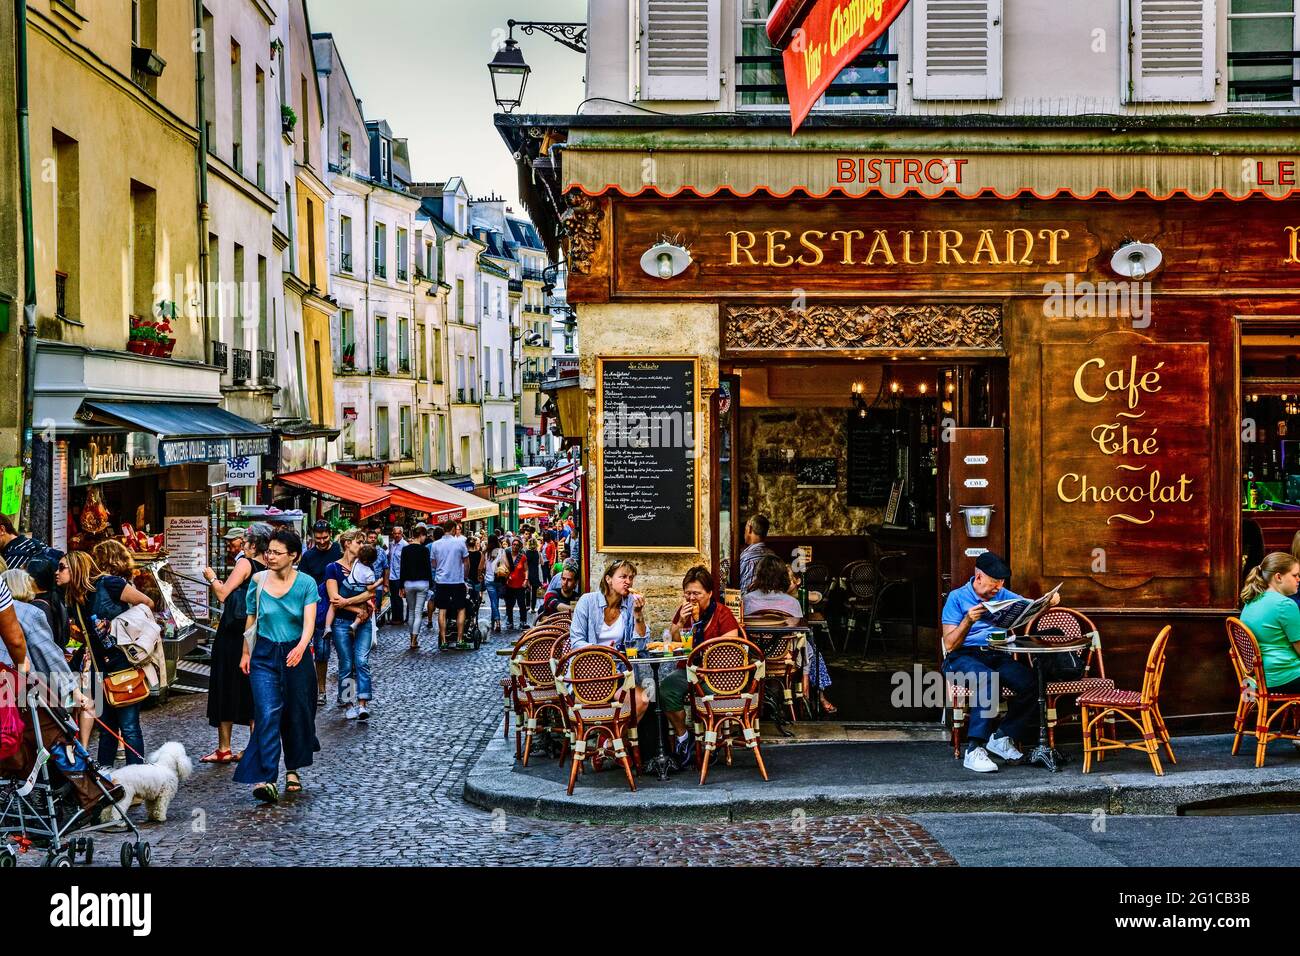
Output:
[597,357,700,552]
[1041,332,1210,578]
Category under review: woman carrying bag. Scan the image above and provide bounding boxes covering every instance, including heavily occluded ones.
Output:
[60,549,155,767]
[235,528,320,803]
[484,534,506,634]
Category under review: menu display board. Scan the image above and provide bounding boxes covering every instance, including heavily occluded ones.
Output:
[164,516,210,618]
[847,410,896,506]
[596,357,700,552]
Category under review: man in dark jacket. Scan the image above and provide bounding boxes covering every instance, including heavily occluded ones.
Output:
[0,515,51,570]
[398,526,435,649]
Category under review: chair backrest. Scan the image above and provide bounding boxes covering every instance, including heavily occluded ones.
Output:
[846,560,877,600]
[689,637,764,698]
[1029,606,1104,678]
[742,622,806,665]
[1225,616,1266,690]
[548,632,572,676]
[513,631,561,690]
[1140,625,1173,704]
[555,645,630,707]
[802,562,831,593]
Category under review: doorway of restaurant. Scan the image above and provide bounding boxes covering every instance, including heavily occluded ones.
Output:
[716,357,1008,723]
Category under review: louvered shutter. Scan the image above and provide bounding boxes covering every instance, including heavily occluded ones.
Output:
[1128,0,1215,102]
[911,0,1003,100]
[638,0,721,101]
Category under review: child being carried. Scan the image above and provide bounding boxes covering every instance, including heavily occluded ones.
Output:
[326,544,380,634]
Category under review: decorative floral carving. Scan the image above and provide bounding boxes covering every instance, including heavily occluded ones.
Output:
[724,304,1003,352]
[561,192,604,275]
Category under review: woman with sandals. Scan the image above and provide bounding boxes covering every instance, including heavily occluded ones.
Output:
[235,529,320,803]
[199,522,271,765]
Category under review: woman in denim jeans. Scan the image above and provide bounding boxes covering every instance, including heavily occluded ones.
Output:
[325,531,376,720]
[483,534,505,633]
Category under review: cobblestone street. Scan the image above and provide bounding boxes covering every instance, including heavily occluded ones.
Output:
[19,616,953,867]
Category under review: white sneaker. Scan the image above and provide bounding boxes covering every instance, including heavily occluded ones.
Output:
[963,746,999,773]
[344,705,360,720]
[357,703,370,721]
[986,734,1024,761]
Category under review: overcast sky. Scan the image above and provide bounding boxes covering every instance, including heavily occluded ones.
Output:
[308,0,587,210]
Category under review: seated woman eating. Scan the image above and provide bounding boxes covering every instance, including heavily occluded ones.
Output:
[1240,551,1300,695]
[659,566,740,770]
[743,554,835,716]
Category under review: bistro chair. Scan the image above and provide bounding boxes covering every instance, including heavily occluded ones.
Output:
[508,630,570,766]
[1225,617,1300,767]
[943,668,1017,758]
[1027,607,1114,748]
[687,637,769,785]
[742,618,807,730]
[554,645,639,795]
[1079,625,1175,776]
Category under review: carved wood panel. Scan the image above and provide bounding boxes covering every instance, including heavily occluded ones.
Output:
[724,304,1002,353]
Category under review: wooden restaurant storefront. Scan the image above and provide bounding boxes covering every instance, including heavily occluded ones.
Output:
[499,112,1300,730]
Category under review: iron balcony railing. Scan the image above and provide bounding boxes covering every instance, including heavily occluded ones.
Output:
[212,340,229,372]
[375,356,388,375]
[1227,50,1300,100]
[55,271,68,317]
[232,348,252,384]
[340,252,352,273]
[397,267,408,282]
[258,349,275,384]
[399,358,411,374]
[735,51,897,105]
[374,262,387,279]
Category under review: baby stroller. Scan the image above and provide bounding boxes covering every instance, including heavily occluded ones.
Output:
[463,584,485,651]
[0,666,151,868]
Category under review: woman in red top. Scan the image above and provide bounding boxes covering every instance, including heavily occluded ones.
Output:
[658,566,739,769]
[503,538,531,630]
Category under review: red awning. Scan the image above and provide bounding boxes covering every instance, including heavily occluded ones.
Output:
[765,0,818,47]
[278,467,392,520]
[525,465,578,500]
[381,486,466,522]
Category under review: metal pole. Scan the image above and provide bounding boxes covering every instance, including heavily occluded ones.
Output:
[16,0,37,533]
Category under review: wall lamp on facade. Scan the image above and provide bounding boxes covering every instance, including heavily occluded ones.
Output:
[640,241,692,279]
[1110,241,1163,280]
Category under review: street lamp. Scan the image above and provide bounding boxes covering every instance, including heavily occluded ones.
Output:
[488,19,587,113]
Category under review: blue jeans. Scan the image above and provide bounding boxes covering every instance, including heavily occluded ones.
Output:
[97,701,144,766]
[484,581,502,625]
[311,622,331,664]
[234,638,318,784]
[942,648,1037,746]
[332,615,374,703]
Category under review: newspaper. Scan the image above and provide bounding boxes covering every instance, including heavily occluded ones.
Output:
[979,582,1063,632]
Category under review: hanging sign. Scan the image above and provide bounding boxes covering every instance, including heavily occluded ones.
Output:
[225,455,260,487]
[768,0,913,133]
[1,468,22,516]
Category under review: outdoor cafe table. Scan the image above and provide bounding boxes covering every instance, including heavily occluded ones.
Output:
[997,636,1091,772]
[629,649,691,782]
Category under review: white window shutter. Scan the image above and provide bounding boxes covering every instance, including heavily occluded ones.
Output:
[638,0,720,101]
[912,0,1003,100]
[1129,0,1215,102]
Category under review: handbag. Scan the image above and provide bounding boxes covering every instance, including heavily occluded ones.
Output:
[244,570,267,653]
[494,551,508,579]
[76,604,148,708]
[1036,628,1087,682]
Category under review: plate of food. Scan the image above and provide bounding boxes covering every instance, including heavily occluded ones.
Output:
[645,640,687,655]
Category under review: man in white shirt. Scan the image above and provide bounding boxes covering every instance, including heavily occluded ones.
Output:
[387,525,408,624]
[429,519,470,649]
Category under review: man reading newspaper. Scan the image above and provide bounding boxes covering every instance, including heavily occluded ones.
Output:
[941,551,1061,774]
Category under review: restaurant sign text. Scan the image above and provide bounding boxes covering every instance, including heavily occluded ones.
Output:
[160,435,271,467]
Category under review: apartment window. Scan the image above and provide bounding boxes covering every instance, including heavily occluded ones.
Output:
[497,349,505,396]
[737,0,895,109]
[456,353,465,394]
[53,130,79,321]
[400,406,412,458]
[483,346,490,393]
[432,328,443,382]
[339,215,353,273]
[380,139,391,181]
[375,315,388,372]
[312,337,325,424]
[438,419,447,471]
[344,421,356,457]
[230,41,243,172]
[456,278,465,321]
[257,255,269,350]
[254,66,266,188]
[485,422,494,472]
[397,227,408,280]
[299,76,309,163]
[415,321,426,379]
[208,233,221,338]
[424,240,434,280]
[1229,0,1300,103]
[306,197,317,287]
[339,308,355,351]
[130,180,157,322]
[376,405,390,459]
[459,435,470,472]
[482,281,489,316]
[468,356,476,401]
[201,9,216,148]
[398,317,410,372]
[232,242,245,340]
[339,130,352,171]
[374,222,387,278]
[499,420,508,471]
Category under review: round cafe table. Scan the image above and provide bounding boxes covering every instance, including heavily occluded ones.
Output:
[629,649,691,782]
[996,636,1090,772]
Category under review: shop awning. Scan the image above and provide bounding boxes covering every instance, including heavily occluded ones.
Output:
[519,504,548,520]
[76,400,271,466]
[390,476,499,521]
[525,464,577,500]
[381,486,466,522]
[278,468,392,521]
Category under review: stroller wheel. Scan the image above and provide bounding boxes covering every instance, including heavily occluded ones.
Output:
[120,841,134,868]
[44,849,72,868]
[135,841,151,867]
[0,846,16,868]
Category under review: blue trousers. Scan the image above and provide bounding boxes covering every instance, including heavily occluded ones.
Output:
[97,701,144,766]
[484,581,502,625]
[332,616,374,703]
[234,638,319,784]
[942,648,1037,745]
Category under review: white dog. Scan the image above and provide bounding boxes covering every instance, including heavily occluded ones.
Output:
[101,741,193,824]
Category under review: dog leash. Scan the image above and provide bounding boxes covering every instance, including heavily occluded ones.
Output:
[23,668,146,763]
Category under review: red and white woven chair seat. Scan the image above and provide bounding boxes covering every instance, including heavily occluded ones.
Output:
[946,681,1016,702]
[1046,677,1115,696]
[572,697,633,722]
[698,694,758,714]
[519,685,561,701]
[1076,687,1144,708]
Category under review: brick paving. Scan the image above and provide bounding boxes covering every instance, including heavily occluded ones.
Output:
[14,612,953,867]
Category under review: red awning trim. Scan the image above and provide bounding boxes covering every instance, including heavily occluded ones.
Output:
[278,467,392,521]
[765,0,819,47]
[380,486,466,522]
[564,182,1300,203]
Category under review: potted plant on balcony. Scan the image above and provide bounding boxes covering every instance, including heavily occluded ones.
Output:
[127,315,149,354]
[281,104,298,136]
[270,37,284,60]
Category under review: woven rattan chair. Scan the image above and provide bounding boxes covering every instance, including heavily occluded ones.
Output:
[687,637,769,785]
[742,619,805,727]
[508,630,570,766]
[1225,616,1300,767]
[944,673,1018,758]
[554,645,639,794]
[1079,625,1175,775]
[1027,607,1114,747]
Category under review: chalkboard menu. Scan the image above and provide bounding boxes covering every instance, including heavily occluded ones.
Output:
[596,357,700,552]
[847,410,896,506]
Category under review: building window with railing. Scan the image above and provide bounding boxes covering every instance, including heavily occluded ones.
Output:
[398,316,410,373]
[400,406,412,458]
[212,340,229,372]
[338,308,356,370]
[340,215,353,273]
[258,348,275,384]
[376,405,390,459]
[456,278,465,322]
[232,347,252,384]
[375,315,388,374]
[397,227,408,281]
[374,221,387,278]
[1229,0,1299,104]
[737,0,896,110]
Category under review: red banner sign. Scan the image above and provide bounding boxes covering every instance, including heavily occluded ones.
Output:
[771,0,912,134]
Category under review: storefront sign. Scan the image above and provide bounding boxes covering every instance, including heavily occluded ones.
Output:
[159,435,271,467]
[225,455,260,487]
[491,472,529,491]
[73,435,131,484]
[51,443,68,552]
[128,433,159,468]
[1042,333,1210,578]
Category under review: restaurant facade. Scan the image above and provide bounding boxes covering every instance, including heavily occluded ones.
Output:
[499,110,1300,731]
